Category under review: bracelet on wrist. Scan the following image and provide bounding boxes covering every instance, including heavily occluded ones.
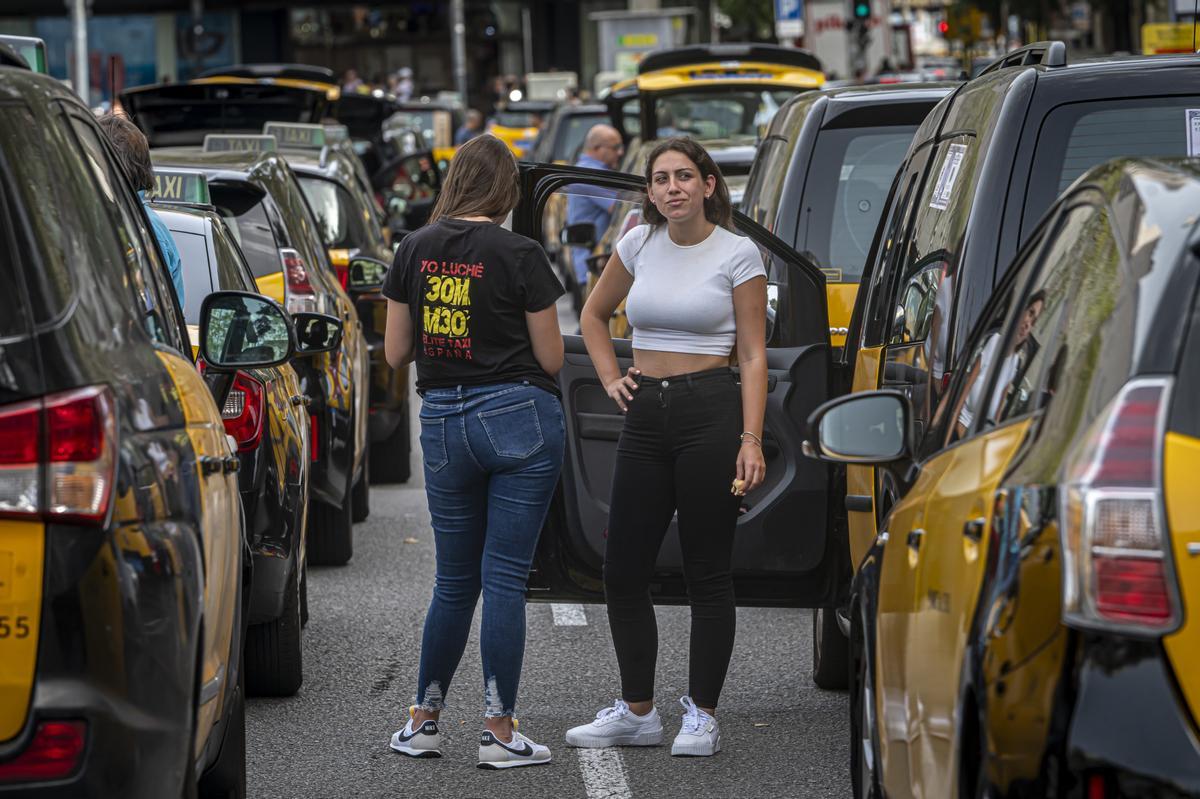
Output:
[740,431,763,447]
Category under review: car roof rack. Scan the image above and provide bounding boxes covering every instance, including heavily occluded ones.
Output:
[197,63,336,84]
[638,44,822,76]
[977,41,1067,77]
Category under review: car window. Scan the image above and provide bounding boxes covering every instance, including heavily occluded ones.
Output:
[66,113,182,350]
[170,229,214,324]
[1023,95,1200,238]
[0,103,75,336]
[800,125,918,284]
[559,114,608,161]
[983,205,1092,429]
[210,220,257,293]
[278,171,337,284]
[297,174,373,251]
[654,89,796,140]
[889,134,975,355]
[212,184,282,278]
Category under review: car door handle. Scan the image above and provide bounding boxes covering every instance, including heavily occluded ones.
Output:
[907,528,925,551]
[963,517,986,542]
[290,395,311,407]
[198,456,223,476]
[223,455,240,474]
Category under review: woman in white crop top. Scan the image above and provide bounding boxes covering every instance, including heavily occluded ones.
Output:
[565,137,768,757]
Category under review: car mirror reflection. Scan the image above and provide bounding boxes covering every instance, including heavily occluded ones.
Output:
[348,256,389,293]
[293,312,344,356]
[805,392,911,464]
[200,291,294,371]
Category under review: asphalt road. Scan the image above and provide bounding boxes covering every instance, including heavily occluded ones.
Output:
[247,341,851,798]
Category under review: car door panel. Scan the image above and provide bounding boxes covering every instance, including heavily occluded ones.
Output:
[519,164,837,607]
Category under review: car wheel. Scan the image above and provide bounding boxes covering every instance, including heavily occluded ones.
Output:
[849,612,880,799]
[244,564,303,697]
[369,401,412,484]
[352,456,370,523]
[198,662,246,798]
[309,476,354,566]
[812,607,850,690]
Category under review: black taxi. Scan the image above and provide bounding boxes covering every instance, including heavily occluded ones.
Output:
[143,141,370,566]
[148,169,342,696]
[266,122,414,486]
[0,56,294,796]
[810,156,1200,799]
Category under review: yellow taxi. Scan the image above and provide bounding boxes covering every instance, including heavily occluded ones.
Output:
[489,100,557,158]
[0,57,303,796]
[808,156,1200,799]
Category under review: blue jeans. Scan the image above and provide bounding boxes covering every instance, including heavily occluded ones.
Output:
[414,382,565,717]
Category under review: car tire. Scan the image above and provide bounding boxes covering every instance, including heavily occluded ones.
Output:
[352,457,370,523]
[198,662,246,799]
[369,402,412,484]
[299,561,309,629]
[812,607,850,690]
[850,610,880,799]
[244,564,303,697]
[309,478,354,566]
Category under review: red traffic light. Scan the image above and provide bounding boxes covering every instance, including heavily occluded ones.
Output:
[938,19,950,34]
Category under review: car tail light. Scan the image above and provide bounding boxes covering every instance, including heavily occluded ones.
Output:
[0,387,116,524]
[221,372,265,453]
[281,247,318,314]
[1061,377,1179,634]
[0,720,86,783]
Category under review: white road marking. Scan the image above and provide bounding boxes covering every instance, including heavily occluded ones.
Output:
[577,748,633,799]
[552,603,588,626]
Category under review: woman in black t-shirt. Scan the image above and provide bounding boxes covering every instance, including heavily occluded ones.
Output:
[383,134,566,769]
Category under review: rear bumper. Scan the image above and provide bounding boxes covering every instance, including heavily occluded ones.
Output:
[0,523,204,797]
[1066,637,1200,797]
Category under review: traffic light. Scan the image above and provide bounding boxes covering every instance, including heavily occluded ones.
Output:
[853,0,871,21]
[938,19,950,34]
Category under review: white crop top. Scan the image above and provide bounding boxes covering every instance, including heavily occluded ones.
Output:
[615,224,767,356]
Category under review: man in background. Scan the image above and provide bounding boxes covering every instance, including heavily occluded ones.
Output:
[97,113,185,309]
[454,109,485,145]
[566,124,624,290]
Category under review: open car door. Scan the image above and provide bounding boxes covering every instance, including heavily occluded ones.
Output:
[516,164,845,607]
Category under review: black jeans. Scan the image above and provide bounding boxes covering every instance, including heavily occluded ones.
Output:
[604,367,742,709]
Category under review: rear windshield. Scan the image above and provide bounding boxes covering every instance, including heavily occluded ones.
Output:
[795,125,918,283]
[169,229,214,324]
[1024,95,1200,236]
[655,89,797,140]
[297,175,369,250]
[557,114,608,161]
[211,185,282,278]
[0,104,76,336]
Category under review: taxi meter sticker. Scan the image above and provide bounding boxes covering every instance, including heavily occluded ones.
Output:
[1187,109,1200,158]
[929,143,968,211]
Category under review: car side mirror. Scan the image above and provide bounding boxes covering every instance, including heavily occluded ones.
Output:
[802,391,912,464]
[200,291,295,370]
[348,256,389,293]
[562,222,596,248]
[293,312,344,356]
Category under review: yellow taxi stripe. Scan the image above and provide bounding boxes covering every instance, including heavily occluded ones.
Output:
[0,520,44,742]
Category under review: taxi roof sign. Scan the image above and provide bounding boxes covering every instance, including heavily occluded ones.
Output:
[263,122,327,149]
[203,134,278,153]
[323,124,350,144]
[149,168,211,206]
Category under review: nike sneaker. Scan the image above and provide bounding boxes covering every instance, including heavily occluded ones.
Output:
[670,697,720,757]
[565,699,664,748]
[389,706,442,758]
[477,725,552,769]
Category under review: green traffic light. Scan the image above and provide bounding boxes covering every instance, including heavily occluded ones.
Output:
[855,2,870,17]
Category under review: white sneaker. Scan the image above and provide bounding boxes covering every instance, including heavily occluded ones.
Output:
[477,725,552,770]
[671,697,720,757]
[389,706,442,758]
[565,699,664,748]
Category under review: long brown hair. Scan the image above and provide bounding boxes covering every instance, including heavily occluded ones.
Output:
[428,134,520,223]
[640,136,733,229]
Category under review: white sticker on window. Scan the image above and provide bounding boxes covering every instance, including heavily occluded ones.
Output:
[929,143,968,211]
[1187,109,1200,157]
[840,164,855,181]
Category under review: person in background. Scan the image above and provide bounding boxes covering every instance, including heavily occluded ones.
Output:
[396,66,415,102]
[343,68,363,93]
[566,124,624,289]
[96,113,185,308]
[454,109,485,145]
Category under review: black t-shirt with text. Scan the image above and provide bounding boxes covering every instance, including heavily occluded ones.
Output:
[383,218,564,396]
